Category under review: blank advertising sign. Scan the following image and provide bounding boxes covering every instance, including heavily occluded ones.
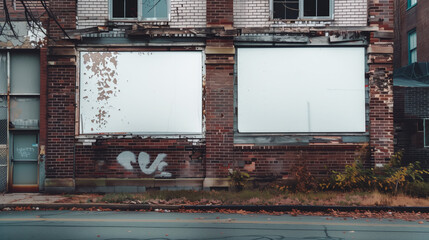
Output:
[80,51,203,134]
[237,47,365,133]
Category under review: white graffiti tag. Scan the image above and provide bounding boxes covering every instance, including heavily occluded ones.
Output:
[117,151,172,177]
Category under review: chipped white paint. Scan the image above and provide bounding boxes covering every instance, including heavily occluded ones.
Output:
[117,151,172,177]
[79,51,203,135]
[27,24,46,48]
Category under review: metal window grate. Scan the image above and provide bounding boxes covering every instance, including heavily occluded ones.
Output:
[0,97,7,144]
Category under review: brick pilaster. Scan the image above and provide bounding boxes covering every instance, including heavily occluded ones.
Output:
[45,0,76,182]
[368,0,395,165]
[207,0,233,26]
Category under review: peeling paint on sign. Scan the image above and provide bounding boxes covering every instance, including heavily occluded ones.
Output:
[81,52,119,130]
[79,51,203,135]
[117,151,172,177]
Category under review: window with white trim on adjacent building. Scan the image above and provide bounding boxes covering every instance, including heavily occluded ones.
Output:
[407,0,417,9]
[408,29,417,64]
[111,0,169,20]
[272,0,332,20]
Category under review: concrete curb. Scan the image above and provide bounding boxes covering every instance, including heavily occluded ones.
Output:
[1,203,428,213]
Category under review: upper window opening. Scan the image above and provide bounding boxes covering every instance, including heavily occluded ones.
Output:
[408,29,417,64]
[407,0,417,9]
[142,0,169,20]
[112,0,138,18]
[111,0,169,20]
[424,119,429,147]
[273,0,332,20]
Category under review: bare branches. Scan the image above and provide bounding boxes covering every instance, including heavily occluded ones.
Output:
[39,0,70,39]
[1,0,18,37]
[20,0,47,37]
[1,0,70,40]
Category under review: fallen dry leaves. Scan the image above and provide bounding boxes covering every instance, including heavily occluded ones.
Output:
[1,205,428,222]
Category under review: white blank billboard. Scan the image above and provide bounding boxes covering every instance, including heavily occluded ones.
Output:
[237,47,365,133]
[80,51,203,134]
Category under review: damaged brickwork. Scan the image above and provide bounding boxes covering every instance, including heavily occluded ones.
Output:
[3,0,392,192]
[394,87,429,169]
[367,0,395,165]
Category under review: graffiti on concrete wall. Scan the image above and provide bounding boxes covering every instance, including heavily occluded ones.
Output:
[116,151,172,177]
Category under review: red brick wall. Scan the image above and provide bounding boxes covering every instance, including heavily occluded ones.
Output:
[207,0,233,26]
[0,0,46,20]
[39,47,48,147]
[235,146,359,178]
[45,0,77,179]
[204,38,235,178]
[368,0,395,165]
[394,0,429,68]
[46,65,76,178]
[41,0,395,187]
[48,0,76,39]
[75,139,205,178]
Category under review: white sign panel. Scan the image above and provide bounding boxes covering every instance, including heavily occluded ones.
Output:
[237,47,366,133]
[80,51,203,134]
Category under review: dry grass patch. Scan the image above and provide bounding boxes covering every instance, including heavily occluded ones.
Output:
[56,190,429,207]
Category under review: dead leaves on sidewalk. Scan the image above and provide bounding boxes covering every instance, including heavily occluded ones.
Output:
[1,206,428,223]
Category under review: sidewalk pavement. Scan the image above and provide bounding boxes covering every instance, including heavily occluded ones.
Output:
[0,193,69,204]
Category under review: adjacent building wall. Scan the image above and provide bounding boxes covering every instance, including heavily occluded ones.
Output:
[394,0,429,68]
[394,86,429,169]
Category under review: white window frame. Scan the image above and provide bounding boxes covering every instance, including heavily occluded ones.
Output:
[424,119,429,147]
[109,0,170,21]
[408,29,417,64]
[407,0,417,10]
[270,0,334,20]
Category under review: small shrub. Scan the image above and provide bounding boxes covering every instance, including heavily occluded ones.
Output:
[290,164,318,192]
[320,149,429,195]
[320,161,374,191]
[228,169,250,192]
[405,181,429,198]
[376,151,429,194]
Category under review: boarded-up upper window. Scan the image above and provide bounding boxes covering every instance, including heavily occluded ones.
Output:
[79,51,203,135]
[237,47,365,133]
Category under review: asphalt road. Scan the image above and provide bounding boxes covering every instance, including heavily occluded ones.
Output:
[0,210,428,240]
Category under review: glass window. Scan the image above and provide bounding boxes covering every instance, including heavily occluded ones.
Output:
[425,119,429,147]
[12,162,38,185]
[0,97,6,144]
[112,0,138,18]
[111,0,169,20]
[273,1,299,19]
[10,52,40,94]
[10,97,40,129]
[408,0,417,9]
[408,30,417,64]
[0,53,6,94]
[142,0,168,20]
[12,133,38,161]
[273,0,332,19]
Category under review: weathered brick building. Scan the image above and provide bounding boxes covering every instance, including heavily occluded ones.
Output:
[393,0,429,169]
[394,0,429,68]
[0,0,395,192]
